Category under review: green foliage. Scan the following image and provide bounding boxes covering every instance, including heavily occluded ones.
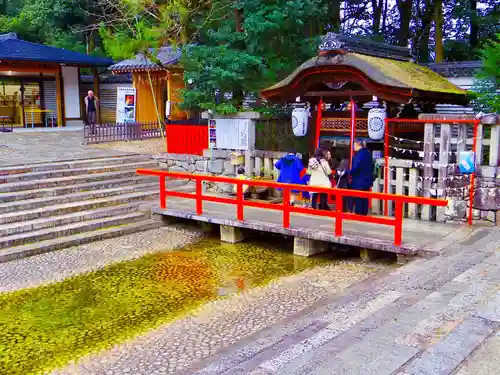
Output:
[180,0,326,112]
[471,35,500,113]
[0,239,329,374]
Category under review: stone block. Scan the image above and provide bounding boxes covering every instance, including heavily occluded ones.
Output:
[203,149,230,158]
[293,237,328,257]
[220,225,244,243]
[188,163,196,173]
[168,166,187,173]
[195,160,208,172]
[209,159,225,174]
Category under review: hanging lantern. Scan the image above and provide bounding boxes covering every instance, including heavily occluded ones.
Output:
[292,107,309,137]
[368,108,386,140]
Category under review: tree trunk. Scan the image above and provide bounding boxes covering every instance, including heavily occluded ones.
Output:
[382,0,389,35]
[396,0,413,47]
[414,0,435,62]
[329,1,341,33]
[371,0,383,35]
[435,0,444,62]
[469,0,478,50]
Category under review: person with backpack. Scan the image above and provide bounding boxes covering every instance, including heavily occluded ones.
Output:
[307,148,332,210]
[275,150,304,206]
[348,139,374,216]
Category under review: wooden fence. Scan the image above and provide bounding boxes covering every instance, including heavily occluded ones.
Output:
[83,122,164,144]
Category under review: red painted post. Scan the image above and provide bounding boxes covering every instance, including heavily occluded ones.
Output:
[349,99,356,168]
[283,187,291,228]
[236,183,244,221]
[159,176,166,209]
[384,118,390,216]
[394,200,403,246]
[195,179,203,215]
[335,191,343,237]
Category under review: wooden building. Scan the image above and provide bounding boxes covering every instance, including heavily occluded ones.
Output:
[0,33,112,128]
[109,47,187,122]
[261,33,469,148]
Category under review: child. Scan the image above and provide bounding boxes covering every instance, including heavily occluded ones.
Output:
[300,168,311,207]
[233,167,251,197]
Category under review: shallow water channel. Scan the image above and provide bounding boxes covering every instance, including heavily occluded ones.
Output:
[0,236,386,375]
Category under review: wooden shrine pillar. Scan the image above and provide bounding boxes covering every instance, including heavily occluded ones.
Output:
[55,65,65,127]
[92,68,101,124]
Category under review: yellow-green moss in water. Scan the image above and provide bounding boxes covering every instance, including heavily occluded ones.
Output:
[0,238,329,375]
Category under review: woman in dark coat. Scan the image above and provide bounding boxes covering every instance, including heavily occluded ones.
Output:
[348,140,373,216]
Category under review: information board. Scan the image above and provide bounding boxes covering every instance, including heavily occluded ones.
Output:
[209,119,251,150]
[116,87,136,123]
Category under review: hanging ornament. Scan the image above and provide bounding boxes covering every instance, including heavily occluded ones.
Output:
[368,108,386,140]
[292,107,309,137]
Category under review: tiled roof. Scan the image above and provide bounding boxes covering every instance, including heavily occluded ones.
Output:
[80,73,132,84]
[109,46,182,72]
[0,33,113,66]
[426,61,482,77]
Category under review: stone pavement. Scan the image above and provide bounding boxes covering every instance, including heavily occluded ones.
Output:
[153,197,479,255]
[0,130,128,165]
[183,227,499,375]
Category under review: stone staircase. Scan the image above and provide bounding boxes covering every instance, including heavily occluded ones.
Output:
[0,154,163,262]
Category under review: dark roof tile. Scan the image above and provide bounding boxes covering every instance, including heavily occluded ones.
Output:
[0,33,113,66]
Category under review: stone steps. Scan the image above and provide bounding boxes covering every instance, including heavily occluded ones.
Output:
[0,176,156,203]
[0,190,159,225]
[0,204,143,236]
[0,183,158,214]
[0,154,165,262]
[0,154,151,175]
[0,219,162,263]
[0,212,149,249]
[0,169,154,193]
[0,160,157,183]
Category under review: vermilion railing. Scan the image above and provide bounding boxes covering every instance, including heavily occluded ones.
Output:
[136,169,448,247]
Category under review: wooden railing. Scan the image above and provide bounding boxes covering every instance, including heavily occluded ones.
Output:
[136,169,448,247]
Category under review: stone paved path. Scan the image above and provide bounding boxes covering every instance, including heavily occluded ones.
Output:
[183,227,499,375]
[0,131,128,165]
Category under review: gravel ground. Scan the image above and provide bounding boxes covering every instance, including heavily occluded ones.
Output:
[0,226,204,293]
[88,139,166,156]
[50,260,388,375]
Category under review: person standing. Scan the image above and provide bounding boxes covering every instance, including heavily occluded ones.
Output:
[307,148,332,210]
[275,150,304,205]
[84,90,99,133]
[348,140,373,215]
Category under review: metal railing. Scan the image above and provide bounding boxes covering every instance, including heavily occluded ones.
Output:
[136,169,449,247]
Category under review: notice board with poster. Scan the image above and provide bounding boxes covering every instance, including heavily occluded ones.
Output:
[116,87,137,123]
[209,119,254,150]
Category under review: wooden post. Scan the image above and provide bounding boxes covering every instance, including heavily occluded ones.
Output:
[422,123,435,221]
[475,123,483,165]
[437,124,451,222]
[245,151,254,177]
[371,170,381,215]
[395,167,405,217]
[407,168,419,219]
[55,65,65,127]
[489,124,500,167]
[92,68,101,124]
[456,124,467,154]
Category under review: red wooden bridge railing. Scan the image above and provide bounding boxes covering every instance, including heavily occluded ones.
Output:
[136,169,448,247]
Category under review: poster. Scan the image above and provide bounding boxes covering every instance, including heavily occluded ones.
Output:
[209,120,217,148]
[116,87,136,123]
[459,151,475,174]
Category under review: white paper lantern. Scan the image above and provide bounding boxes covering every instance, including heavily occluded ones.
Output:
[368,108,386,140]
[292,107,309,137]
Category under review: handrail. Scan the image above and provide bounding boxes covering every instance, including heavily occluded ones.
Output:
[137,169,448,247]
